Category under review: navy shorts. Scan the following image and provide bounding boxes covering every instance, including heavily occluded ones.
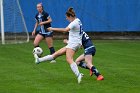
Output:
[38,31,53,38]
[84,46,96,56]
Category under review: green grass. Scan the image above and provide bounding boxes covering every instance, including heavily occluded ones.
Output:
[0,40,140,93]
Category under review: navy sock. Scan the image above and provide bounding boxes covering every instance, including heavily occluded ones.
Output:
[49,47,55,54]
[78,61,89,69]
[91,66,100,77]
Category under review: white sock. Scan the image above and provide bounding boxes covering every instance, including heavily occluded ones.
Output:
[38,55,54,62]
[70,62,80,77]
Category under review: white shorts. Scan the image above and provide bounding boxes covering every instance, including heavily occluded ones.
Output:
[66,43,81,51]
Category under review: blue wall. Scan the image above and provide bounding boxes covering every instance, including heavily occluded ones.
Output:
[19,0,140,32]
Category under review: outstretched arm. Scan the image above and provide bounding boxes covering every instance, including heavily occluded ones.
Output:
[48,27,70,32]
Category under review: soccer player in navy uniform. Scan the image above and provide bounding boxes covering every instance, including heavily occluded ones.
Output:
[63,31,104,81]
[32,3,56,63]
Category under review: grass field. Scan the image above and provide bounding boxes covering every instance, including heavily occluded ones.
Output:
[0,40,140,93]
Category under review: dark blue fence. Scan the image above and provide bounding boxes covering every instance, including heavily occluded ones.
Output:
[20,0,140,32]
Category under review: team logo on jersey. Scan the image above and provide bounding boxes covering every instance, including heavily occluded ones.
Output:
[38,14,44,18]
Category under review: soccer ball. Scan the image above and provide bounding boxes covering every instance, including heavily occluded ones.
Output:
[33,47,43,56]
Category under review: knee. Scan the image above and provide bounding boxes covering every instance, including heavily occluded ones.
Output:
[75,59,79,64]
[76,61,80,65]
[75,58,80,63]
[66,57,73,64]
[66,57,70,62]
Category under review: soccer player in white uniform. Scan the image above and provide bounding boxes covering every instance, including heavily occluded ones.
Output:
[34,7,83,83]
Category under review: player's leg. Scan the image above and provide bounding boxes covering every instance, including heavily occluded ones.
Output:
[75,54,89,69]
[84,55,93,69]
[75,53,102,77]
[66,48,83,83]
[85,55,104,80]
[36,47,66,63]
[84,47,100,77]
[45,35,55,55]
[33,34,44,47]
[75,54,103,78]
[33,34,44,62]
[45,36,56,63]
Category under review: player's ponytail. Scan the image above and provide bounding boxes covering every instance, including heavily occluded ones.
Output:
[66,7,76,17]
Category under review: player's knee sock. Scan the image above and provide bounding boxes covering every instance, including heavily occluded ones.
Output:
[38,55,54,62]
[49,47,55,54]
[91,66,100,77]
[70,62,80,77]
[78,61,89,69]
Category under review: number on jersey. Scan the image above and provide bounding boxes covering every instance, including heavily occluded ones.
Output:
[83,32,89,39]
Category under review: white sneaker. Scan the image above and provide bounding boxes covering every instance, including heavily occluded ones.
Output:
[34,54,40,64]
[77,73,84,84]
[50,60,56,63]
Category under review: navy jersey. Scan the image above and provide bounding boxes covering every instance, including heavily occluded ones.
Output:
[82,32,94,49]
[82,32,96,56]
[35,11,51,34]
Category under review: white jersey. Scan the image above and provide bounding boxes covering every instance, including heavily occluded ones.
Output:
[67,18,83,45]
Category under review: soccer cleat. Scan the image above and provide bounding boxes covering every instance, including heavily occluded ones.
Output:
[97,75,104,81]
[50,60,56,63]
[90,69,93,76]
[77,73,84,84]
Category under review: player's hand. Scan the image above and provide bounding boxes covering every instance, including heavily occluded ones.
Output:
[47,27,52,31]
[63,39,68,44]
[39,22,44,26]
[32,30,36,36]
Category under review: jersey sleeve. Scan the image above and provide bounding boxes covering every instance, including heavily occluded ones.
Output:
[68,21,76,30]
[44,12,51,19]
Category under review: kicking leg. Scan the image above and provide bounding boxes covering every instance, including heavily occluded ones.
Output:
[36,47,66,63]
[45,37,56,63]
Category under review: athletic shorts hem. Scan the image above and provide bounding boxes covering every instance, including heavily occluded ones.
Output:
[84,52,95,56]
[38,32,53,38]
[84,47,96,56]
[66,43,81,51]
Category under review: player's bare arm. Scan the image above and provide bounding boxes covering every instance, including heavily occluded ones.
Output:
[39,17,52,25]
[47,27,70,32]
[32,22,38,36]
